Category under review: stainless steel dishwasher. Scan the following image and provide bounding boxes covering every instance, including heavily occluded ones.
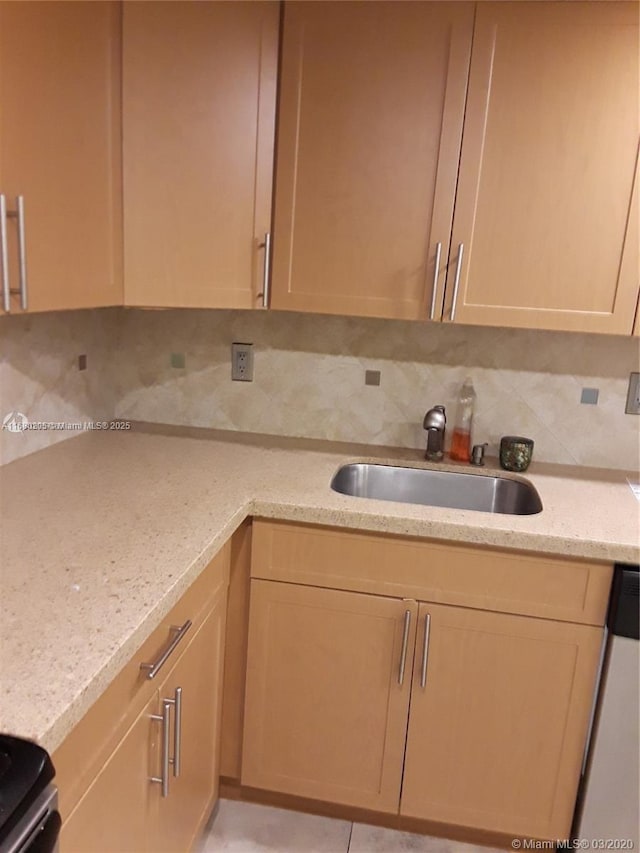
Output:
[574,563,639,845]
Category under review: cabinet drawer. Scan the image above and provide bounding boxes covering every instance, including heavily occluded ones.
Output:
[54,542,230,819]
[252,520,611,626]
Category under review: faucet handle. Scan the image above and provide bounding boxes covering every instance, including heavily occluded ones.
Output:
[423,405,446,431]
[471,443,488,466]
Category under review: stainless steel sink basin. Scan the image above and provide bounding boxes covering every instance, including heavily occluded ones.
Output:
[330,463,543,515]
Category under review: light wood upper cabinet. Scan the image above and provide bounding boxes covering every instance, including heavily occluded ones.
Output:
[270,1,474,320]
[629,172,640,337]
[401,603,603,839]
[242,580,416,813]
[0,2,122,314]
[443,2,639,334]
[123,1,278,309]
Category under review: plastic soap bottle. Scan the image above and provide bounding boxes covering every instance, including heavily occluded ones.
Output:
[450,377,476,462]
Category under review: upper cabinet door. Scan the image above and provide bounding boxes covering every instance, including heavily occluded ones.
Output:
[270,2,474,320]
[0,2,122,314]
[123,2,278,309]
[627,167,640,337]
[444,2,639,334]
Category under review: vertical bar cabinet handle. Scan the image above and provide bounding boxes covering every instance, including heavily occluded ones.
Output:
[398,609,411,686]
[450,242,464,322]
[0,195,9,313]
[15,196,27,310]
[429,242,442,321]
[420,613,432,689]
[150,699,172,797]
[167,686,182,777]
[260,231,271,308]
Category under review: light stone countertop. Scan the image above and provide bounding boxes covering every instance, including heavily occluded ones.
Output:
[1,424,638,754]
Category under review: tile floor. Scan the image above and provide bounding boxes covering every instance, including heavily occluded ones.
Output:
[200,799,507,853]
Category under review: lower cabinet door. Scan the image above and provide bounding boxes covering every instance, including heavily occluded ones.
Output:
[242,580,416,812]
[151,585,228,852]
[400,602,603,840]
[61,692,160,853]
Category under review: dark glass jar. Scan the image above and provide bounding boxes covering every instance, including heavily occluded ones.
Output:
[500,436,534,472]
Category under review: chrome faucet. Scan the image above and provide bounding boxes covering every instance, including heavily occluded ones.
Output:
[423,405,446,461]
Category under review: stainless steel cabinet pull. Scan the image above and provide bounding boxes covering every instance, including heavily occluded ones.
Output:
[15,197,27,310]
[259,231,271,308]
[150,699,172,797]
[450,242,464,322]
[0,195,9,313]
[429,242,442,321]
[165,687,182,777]
[6,196,28,310]
[420,613,431,689]
[140,620,192,680]
[398,609,411,686]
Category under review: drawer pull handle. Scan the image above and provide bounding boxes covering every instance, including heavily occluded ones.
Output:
[398,609,411,686]
[165,687,182,777]
[420,613,431,689]
[150,699,172,797]
[140,620,192,680]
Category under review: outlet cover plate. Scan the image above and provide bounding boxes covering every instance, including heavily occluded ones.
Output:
[625,372,640,414]
[231,343,254,382]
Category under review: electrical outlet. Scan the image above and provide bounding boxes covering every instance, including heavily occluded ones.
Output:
[231,343,254,382]
[625,372,640,414]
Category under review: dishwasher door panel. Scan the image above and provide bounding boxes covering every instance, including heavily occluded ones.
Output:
[577,635,639,845]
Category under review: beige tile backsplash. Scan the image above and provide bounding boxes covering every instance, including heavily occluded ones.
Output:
[2,307,639,471]
[0,310,120,465]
